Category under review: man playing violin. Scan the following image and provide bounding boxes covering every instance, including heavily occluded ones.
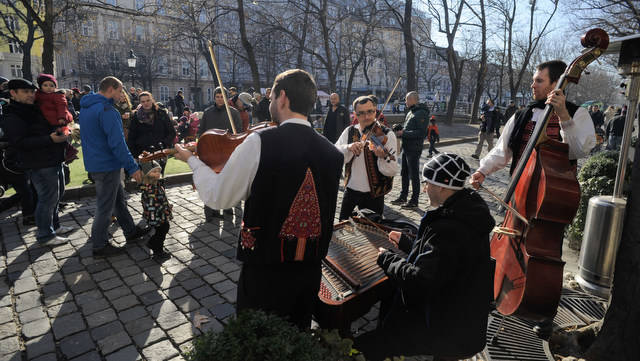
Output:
[470,60,596,188]
[335,95,399,220]
[174,69,343,330]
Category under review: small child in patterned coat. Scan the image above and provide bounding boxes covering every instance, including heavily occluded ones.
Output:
[140,160,172,261]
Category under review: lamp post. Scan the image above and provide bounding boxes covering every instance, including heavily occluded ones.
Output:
[127,49,137,88]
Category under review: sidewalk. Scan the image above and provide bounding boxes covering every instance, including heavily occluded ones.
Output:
[0,141,578,361]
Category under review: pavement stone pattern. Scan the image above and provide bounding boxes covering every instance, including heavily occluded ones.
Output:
[0,135,580,360]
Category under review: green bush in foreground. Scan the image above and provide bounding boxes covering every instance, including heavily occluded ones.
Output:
[186,309,364,361]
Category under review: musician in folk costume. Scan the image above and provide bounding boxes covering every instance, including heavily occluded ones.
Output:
[470,60,596,188]
[174,69,343,329]
[335,95,399,220]
[354,153,495,360]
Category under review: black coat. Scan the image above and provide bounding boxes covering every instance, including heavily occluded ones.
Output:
[128,106,176,157]
[322,104,350,143]
[376,188,495,358]
[2,101,65,170]
[256,97,271,122]
[401,103,430,153]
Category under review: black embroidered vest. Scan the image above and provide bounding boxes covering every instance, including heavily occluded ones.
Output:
[344,125,394,198]
[508,101,579,174]
[238,123,343,265]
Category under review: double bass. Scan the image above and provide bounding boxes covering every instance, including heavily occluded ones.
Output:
[490,29,609,321]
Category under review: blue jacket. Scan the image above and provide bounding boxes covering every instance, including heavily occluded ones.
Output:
[79,93,139,175]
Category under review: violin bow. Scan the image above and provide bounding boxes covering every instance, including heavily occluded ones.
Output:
[359,77,402,159]
[206,40,237,135]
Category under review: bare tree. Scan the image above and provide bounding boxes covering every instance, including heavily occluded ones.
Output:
[571,0,640,37]
[465,0,488,122]
[425,0,467,124]
[0,1,43,80]
[384,0,418,91]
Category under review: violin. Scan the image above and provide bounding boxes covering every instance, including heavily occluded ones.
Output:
[138,142,197,163]
[360,121,396,161]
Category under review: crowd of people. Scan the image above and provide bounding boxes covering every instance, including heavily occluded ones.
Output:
[0,57,626,360]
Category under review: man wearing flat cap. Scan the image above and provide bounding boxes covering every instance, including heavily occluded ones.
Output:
[355,153,495,360]
[2,79,71,245]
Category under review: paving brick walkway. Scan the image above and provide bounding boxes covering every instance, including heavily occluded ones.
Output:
[0,141,579,361]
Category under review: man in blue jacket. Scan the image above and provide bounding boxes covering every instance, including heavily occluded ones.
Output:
[79,76,149,257]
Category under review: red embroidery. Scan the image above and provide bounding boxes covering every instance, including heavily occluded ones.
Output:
[240,221,259,250]
[516,114,562,165]
[278,168,322,261]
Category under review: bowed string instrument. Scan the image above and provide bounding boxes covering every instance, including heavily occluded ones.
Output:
[358,77,402,162]
[482,28,609,322]
[139,40,276,171]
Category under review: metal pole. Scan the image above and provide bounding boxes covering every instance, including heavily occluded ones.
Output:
[613,61,640,198]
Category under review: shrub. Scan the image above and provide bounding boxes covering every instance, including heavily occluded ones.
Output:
[566,151,630,249]
[185,310,364,361]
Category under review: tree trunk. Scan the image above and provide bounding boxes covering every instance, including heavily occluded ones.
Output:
[470,0,487,124]
[20,17,36,81]
[319,0,336,92]
[403,0,417,91]
[296,0,310,69]
[41,0,54,74]
[237,0,261,91]
[586,101,640,360]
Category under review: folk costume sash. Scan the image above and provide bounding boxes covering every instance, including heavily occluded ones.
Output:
[344,125,393,198]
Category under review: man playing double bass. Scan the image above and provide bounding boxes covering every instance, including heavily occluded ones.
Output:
[470,60,595,187]
[174,69,343,330]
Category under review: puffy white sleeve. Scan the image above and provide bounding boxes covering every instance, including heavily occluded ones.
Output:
[334,126,354,164]
[477,114,516,176]
[560,107,596,160]
[187,132,261,209]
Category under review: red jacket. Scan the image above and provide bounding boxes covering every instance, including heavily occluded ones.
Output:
[35,90,74,127]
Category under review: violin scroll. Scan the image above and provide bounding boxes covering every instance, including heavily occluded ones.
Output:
[565,29,609,84]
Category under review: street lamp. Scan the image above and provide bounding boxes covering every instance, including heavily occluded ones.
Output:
[127,49,137,88]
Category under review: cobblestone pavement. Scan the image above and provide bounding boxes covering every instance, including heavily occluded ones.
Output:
[0,141,579,361]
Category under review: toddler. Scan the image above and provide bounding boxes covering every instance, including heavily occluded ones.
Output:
[427,116,440,157]
[35,74,73,135]
[140,161,172,261]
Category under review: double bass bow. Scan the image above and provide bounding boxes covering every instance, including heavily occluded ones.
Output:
[489,28,609,321]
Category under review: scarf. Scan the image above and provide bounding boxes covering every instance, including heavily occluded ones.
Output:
[138,106,155,125]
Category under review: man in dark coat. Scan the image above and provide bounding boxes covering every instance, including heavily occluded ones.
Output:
[322,92,350,143]
[355,153,495,360]
[606,108,626,150]
[256,88,271,122]
[590,104,605,129]
[174,90,186,116]
[392,91,429,208]
[3,79,71,245]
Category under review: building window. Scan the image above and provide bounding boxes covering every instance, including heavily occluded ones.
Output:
[85,52,96,71]
[109,51,119,70]
[107,20,119,40]
[181,60,190,77]
[157,56,168,75]
[106,0,116,5]
[136,0,145,10]
[207,88,212,103]
[81,20,93,36]
[199,9,207,23]
[159,86,169,103]
[5,16,18,32]
[199,59,208,78]
[9,41,22,54]
[135,25,145,41]
[10,64,21,78]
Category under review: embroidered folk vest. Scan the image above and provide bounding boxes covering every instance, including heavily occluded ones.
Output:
[344,125,393,198]
[238,123,343,265]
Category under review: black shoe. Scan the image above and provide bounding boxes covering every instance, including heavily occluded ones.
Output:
[58,202,69,210]
[93,244,126,257]
[125,226,151,243]
[401,200,419,209]
[391,197,407,205]
[152,249,171,262]
[22,215,35,226]
[471,154,479,159]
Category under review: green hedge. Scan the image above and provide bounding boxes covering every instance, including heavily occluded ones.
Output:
[566,151,631,250]
[186,310,365,361]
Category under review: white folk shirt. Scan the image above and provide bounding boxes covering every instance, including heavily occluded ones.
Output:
[334,123,399,193]
[477,106,595,177]
[187,118,310,210]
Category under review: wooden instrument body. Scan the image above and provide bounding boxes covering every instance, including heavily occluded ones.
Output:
[491,140,580,320]
[314,218,410,332]
[196,121,274,173]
